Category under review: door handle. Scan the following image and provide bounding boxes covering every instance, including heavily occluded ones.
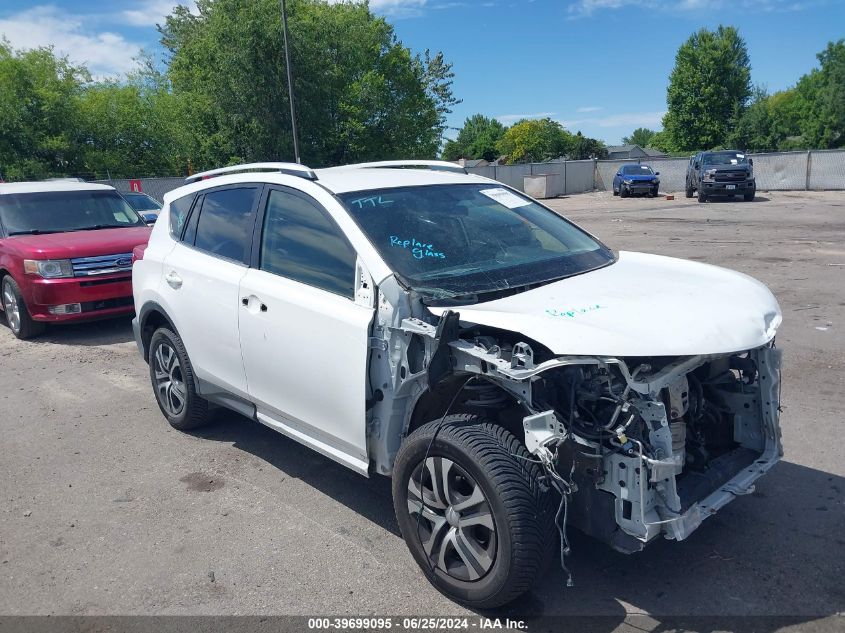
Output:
[165,270,182,290]
[241,296,268,312]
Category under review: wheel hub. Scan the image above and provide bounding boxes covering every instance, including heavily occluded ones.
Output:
[2,282,21,333]
[407,456,497,582]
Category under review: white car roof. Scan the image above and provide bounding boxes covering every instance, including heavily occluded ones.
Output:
[314,167,494,194]
[162,167,496,204]
[0,181,115,195]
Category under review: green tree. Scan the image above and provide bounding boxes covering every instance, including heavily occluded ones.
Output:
[159,0,458,169]
[442,114,506,161]
[0,41,89,180]
[496,118,573,164]
[621,127,656,148]
[569,132,608,160]
[794,39,845,148]
[663,25,752,152]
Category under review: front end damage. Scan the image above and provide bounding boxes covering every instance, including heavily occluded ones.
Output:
[448,323,782,551]
[368,291,783,555]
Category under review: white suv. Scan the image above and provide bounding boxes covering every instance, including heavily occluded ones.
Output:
[132,161,783,607]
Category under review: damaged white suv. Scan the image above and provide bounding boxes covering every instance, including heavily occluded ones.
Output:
[132,161,783,608]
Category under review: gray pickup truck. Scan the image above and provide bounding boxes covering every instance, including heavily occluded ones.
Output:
[686,150,756,202]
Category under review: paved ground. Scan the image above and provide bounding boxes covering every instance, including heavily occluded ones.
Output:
[1,191,843,626]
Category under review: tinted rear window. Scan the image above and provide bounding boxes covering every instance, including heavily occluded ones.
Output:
[192,187,259,263]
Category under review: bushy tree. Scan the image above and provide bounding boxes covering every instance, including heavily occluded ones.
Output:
[794,40,845,149]
[663,26,752,152]
[621,127,656,148]
[159,0,458,169]
[0,41,88,180]
[496,118,573,164]
[442,114,506,161]
[569,132,607,160]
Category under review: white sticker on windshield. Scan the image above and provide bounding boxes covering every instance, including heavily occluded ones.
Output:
[479,187,531,209]
[737,154,745,158]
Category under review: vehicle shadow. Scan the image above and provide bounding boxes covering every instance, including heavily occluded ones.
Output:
[19,316,136,346]
[704,195,772,203]
[194,411,844,628]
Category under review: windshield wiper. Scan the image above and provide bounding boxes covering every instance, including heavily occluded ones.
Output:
[74,224,131,231]
[8,229,62,236]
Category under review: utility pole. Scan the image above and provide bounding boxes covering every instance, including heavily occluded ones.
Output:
[280,0,301,164]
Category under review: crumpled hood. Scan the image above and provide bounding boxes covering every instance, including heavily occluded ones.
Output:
[427,251,782,357]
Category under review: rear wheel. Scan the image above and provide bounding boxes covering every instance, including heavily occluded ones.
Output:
[149,327,211,430]
[1,276,45,340]
[393,414,553,608]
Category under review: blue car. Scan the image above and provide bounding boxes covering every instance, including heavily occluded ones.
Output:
[612,164,660,198]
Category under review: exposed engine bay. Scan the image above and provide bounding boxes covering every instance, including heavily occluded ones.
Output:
[365,284,783,556]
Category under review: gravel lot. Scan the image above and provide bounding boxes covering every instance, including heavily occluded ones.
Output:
[1,190,843,626]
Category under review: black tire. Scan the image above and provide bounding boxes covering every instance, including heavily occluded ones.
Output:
[148,327,211,430]
[744,189,755,202]
[697,189,707,203]
[393,414,553,608]
[685,183,695,198]
[619,185,628,198]
[1,276,45,340]
[612,187,619,196]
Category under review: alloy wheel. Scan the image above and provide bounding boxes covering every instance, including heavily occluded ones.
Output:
[2,282,21,333]
[153,342,186,417]
[407,456,497,582]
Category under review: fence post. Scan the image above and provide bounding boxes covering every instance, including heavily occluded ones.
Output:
[564,160,567,195]
[592,158,598,191]
[805,150,812,191]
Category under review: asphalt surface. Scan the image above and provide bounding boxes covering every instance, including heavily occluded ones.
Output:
[0,190,843,627]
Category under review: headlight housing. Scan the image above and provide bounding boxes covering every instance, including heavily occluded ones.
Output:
[23,259,73,279]
[623,179,634,184]
[703,169,718,181]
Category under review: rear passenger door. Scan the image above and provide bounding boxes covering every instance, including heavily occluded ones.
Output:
[162,185,261,398]
[238,186,374,473]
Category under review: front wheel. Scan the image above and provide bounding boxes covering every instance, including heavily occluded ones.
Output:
[619,185,628,198]
[149,327,211,430]
[685,183,695,198]
[393,414,553,608]
[697,189,707,203]
[744,188,755,201]
[1,276,45,339]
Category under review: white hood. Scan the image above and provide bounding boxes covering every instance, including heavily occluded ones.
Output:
[428,251,782,357]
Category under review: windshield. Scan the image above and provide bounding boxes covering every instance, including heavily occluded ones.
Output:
[123,193,161,212]
[703,152,748,166]
[339,184,613,301]
[621,165,654,175]
[0,190,146,235]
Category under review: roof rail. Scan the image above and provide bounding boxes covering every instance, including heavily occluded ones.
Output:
[185,162,318,184]
[336,160,468,175]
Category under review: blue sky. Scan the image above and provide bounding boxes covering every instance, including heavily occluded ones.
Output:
[1,0,842,144]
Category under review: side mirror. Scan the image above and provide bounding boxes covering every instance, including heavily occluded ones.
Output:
[748,158,754,165]
[616,172,622,176]
[655,171,660,175]
[694,162,700,169]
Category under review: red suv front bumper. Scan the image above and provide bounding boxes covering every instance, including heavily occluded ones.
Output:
[25,273,134,322]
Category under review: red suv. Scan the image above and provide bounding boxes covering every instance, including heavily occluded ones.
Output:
[0,181,151,339]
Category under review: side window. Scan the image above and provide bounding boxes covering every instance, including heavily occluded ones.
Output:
[193,187,259,263]
[259,189,356,298]
[169,194,195,239]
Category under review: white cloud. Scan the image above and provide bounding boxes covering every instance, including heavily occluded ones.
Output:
[327,0,429,18]
[568,0,817,16]
[560,110,666,129]
[577,106,603,113]
[122,0,197,27]
[0,6,143,77]
[495,112,557,123]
